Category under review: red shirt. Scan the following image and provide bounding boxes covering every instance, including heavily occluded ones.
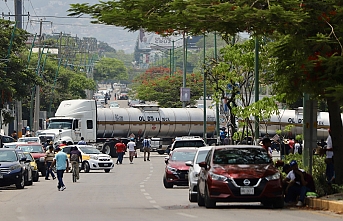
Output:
[115,142,126,153]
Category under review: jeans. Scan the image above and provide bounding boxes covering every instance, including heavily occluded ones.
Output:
[285,184,311,203]
[45,161,55,179]
[71,161,80,179]
[57,170,65,189]
[326,161,334,182]
[117,152,124,164]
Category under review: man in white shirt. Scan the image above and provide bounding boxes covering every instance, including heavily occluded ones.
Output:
[127,138,136,164]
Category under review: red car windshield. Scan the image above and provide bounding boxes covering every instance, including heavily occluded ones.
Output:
[213,148,271,165]
[171,151,196,162]
[17,145,44,153]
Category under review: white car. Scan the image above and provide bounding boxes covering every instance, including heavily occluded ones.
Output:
[17,137,41,143]
[109,102,120,108]
[185,146,212,202]
[61,145,114,173]
[3,142,27,148]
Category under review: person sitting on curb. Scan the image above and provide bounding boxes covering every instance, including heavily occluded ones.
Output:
[284,160,315,207]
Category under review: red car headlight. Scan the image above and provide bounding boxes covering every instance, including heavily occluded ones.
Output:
[265,172,280,181]
[210,172,228,181]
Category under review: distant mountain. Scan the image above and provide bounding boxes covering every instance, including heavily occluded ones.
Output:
[0,0,137,53]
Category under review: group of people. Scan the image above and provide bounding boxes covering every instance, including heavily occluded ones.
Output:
[114,136,152,164]
[44,139,84,191]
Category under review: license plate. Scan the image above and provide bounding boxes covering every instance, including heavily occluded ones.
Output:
[103,164,108,167]
[0,174,3,179]
[240,187,254,195]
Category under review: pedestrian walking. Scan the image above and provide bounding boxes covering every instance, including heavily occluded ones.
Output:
[44,145,56,180]
[143,136,151,161]
[115,140,126,164]
[127,138,136,164]
[325,129,334,183]
[50,147,69,191]
[70,146,82,180]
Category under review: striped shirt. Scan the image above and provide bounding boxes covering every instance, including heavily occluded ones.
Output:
[45,150,55,162]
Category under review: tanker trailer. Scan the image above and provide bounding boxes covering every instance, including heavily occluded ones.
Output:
[38,99,217,157]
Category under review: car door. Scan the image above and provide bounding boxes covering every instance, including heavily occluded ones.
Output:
[198,150,212,195]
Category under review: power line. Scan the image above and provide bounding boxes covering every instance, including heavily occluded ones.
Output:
[4,0,12,14]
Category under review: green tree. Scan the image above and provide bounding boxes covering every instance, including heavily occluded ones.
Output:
[69,0,343,184]
[93,57,128,81]
[133,67,207,107]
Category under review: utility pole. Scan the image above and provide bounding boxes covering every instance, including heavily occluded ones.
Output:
[33,19,44,134]
[14,0,23,137]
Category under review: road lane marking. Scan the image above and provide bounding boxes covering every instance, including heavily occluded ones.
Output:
[140,185,144,188]
[143,193,149,195]
[177,213,197,218]
[149,200,156,204]
[150,170,153,173]
[140,189,146,192]
[146,196,152,200]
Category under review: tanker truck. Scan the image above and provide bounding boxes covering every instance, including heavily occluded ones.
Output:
[37,99,217,157]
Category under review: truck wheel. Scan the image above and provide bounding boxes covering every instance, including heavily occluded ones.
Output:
[103,144,111,155]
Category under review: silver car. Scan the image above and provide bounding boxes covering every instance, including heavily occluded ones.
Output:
[185,146,212,202]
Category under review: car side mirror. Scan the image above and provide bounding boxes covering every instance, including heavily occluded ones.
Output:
[20,157,27,162]
[198,161,208,169]
[185,161,193,167]
[164,156,169,164]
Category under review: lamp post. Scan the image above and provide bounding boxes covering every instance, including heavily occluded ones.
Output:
[214,32,220,145]
[254,37,259,143]
[203,34,207,143]
[182,31,187,108]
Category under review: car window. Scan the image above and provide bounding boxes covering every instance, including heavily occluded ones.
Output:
[18,138,40,143]
[62,147,72,154]
[196,150,211,164]
[171,151,196,162]
[213,148,271,164]
[24,153,34,161]
[0,151,17,162]
[173,141,206,148]
[79,147,101,154]
[17,145,44,153]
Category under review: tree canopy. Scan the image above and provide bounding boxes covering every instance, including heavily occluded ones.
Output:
[93,57,128,81]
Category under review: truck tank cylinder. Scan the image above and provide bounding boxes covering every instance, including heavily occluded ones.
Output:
[96,108,216,139]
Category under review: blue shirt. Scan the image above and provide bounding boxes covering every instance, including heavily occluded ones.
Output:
[55,151,68,170]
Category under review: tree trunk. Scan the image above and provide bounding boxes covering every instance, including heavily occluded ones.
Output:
[326,98,343,184]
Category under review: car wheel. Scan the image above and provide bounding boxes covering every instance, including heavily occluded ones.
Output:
[273,197,284,209]
[40,168,46,177]
[204,187,216,208]
[163,176,173,188]
[157,150,165,155]
[261,201,273,208]
[15,174,25,189]
[197,187,205,206]
[83,162,90,173]
[104,169,110,173]
[189,190,197,203]
[33,172,39,182]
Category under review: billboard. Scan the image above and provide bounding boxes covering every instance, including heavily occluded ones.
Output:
[138,28,183,50]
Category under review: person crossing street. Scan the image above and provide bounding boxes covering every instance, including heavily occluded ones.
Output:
[50,147,69,191]
[142,136,151,161]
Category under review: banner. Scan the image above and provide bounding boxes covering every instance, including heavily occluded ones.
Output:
[138,28,183,50]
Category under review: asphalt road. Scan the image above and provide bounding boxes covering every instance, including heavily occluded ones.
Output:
[0,152,342,221]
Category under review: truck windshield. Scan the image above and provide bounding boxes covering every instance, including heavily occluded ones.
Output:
[47,119,73,129]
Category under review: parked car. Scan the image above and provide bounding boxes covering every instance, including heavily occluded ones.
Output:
[1,135,16,147]
[171,136,206,151]
[61,145,114,173]
[185,146,212,202]
[15,149,33,186]
[197,145,284,208]
[163,147,198,189]
[16,143,46,177]
[0,149,28,189]
[23,152,39,182]
[3,142,27,149]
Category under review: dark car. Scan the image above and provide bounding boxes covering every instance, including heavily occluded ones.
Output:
[0,149,29,189]
[16,143,46,176]
[1,135,16,147]
[15,149,33,186]
[163,147,198,188]
[197,145,284,208]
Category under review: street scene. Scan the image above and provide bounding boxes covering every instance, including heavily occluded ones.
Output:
[1,0,343,220]
[0,152,342,221]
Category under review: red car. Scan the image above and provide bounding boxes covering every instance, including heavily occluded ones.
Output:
[16,143,46,177]
[197,145,284,208]
[163,147,198,188]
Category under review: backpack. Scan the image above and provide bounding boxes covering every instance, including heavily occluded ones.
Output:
[70,153,79,162]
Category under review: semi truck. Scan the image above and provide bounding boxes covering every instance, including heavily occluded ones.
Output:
[36,99,217,157]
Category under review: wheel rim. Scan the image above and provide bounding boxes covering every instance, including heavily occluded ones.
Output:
[21,175,24,187]
[104,145,110,154]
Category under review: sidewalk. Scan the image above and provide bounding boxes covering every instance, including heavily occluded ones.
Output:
[306,193,343,214]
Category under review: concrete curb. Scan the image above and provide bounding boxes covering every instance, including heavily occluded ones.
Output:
[306,194,343,214]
